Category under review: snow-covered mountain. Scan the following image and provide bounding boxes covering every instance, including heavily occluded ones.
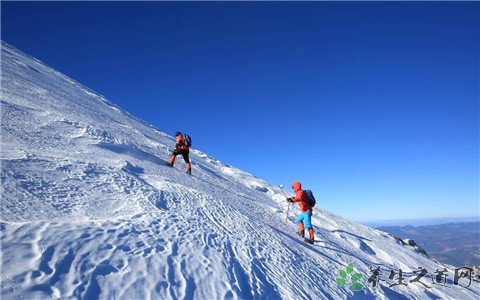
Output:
[1,42,478,300]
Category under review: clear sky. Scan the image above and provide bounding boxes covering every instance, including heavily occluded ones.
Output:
[2,1,479,222]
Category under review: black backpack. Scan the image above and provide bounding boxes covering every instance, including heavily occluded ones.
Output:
[184,134,192,147]
[305,190,316,207]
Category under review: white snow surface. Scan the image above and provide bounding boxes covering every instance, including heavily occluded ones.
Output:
[1,42,478,300]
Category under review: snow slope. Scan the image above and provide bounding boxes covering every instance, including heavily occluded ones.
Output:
[1,42,479,300]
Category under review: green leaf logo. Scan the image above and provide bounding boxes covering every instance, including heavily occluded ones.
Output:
[346,264,354,274]
[336,264,365,292]
[351,282,364,291]
[351,273,362,282]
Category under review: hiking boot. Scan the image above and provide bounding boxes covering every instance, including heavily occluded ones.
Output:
[304,238,314,244]
[296,230,305,238]
[166,162,174,167]
[187,169,192,175]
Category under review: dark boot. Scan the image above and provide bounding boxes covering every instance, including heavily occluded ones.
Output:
[166,162,174,167]
[304,238,314,244]
[304,228,315,244]
[186,169,192,175]
[296,230,305,238]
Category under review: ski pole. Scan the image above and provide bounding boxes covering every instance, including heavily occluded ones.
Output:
[280,184,291,224]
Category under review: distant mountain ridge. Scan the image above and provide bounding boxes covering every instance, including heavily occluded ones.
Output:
[378,222,480,267]
[363,216,480,227]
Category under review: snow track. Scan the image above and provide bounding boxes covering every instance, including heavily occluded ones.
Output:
[2,42,479,299]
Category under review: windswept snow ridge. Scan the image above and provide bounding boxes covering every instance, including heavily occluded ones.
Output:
[1,42,479,299]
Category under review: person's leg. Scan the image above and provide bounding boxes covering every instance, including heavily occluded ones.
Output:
[168,149,179,165]
[308,228,315,241]
[304,212,314,242]
[296,213,306,237]
[181,149,192,174]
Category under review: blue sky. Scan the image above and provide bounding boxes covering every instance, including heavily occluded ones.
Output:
[2,2,479,223]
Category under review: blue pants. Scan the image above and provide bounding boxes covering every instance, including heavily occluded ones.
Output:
[296,212,312,229]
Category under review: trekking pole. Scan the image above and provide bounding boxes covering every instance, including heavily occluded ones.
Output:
[280,184,291,224]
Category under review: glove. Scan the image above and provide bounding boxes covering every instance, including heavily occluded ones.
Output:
[286,197,294,203]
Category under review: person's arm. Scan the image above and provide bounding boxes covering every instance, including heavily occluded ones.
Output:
[292,190,302,202]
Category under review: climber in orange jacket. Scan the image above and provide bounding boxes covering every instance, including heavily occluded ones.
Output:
[287,181,315,244]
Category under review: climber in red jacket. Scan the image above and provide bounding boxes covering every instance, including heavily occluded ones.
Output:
[166,131,192,175]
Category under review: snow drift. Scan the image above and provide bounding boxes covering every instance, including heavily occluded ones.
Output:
[1,42,479,299]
